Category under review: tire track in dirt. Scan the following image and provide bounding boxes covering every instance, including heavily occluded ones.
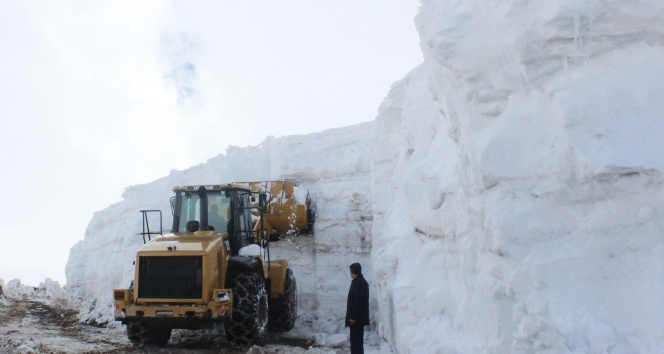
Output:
[0,296,324,353]
[0,297,125,353]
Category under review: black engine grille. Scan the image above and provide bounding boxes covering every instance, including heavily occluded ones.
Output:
[138,256,203,299]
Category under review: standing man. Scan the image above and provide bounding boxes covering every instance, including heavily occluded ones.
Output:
[346,262,369,354]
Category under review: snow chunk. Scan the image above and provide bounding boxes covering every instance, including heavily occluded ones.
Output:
[239,244,261,256]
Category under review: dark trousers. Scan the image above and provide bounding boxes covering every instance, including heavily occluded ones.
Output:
[350,323,364,354]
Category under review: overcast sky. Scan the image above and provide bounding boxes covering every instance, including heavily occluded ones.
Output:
[0,1,422,286]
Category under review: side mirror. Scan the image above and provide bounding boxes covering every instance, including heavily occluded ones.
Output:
[259,193,268,213]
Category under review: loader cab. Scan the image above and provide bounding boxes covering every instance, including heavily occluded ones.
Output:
[171,185,261,255]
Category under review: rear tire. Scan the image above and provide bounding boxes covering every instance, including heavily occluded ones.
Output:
[126,321,171,346]
[225,272,269,346]
[269,268,297,331]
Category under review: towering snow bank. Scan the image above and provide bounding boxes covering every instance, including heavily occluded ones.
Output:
[369,0,664,352]
[370,64,463,352]
[66,124,374,326]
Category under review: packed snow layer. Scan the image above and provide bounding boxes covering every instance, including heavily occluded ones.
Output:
[65,0,664,352]
[367,0,664,352]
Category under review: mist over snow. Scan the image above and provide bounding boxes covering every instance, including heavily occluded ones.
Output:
[50,0,664,353]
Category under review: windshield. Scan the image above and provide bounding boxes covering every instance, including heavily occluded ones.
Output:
[177,191,231,233]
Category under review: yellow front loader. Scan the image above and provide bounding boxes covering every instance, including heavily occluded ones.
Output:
[113,184,300,347]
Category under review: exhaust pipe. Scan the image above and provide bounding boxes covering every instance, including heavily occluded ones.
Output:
[198,186,209,231]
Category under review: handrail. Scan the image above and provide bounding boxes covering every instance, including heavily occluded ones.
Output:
[140,210,163,244]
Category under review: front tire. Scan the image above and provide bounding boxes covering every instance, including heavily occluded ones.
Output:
[126,321,171,346]
[225,272,269,346]
[269,268,297,331]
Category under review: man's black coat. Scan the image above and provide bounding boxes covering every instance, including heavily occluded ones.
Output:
[345,274,370,327]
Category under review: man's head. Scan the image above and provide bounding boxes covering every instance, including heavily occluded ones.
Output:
[349,263,362,278]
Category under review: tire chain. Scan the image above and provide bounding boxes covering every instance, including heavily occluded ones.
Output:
[226,273,268,346]
[269,269,297,331]
[126,321,171,346]
[126,321,149,346]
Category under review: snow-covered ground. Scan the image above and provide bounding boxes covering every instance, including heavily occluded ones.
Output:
[0,279,378,353]
[3,0,664,353]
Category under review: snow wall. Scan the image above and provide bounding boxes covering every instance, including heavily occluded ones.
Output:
[66,1,664,352]
[66,124,374,333]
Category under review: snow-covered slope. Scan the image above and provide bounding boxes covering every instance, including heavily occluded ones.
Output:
[65,0,664,352]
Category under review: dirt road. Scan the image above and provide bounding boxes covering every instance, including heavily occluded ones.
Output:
[0,296,323,353]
